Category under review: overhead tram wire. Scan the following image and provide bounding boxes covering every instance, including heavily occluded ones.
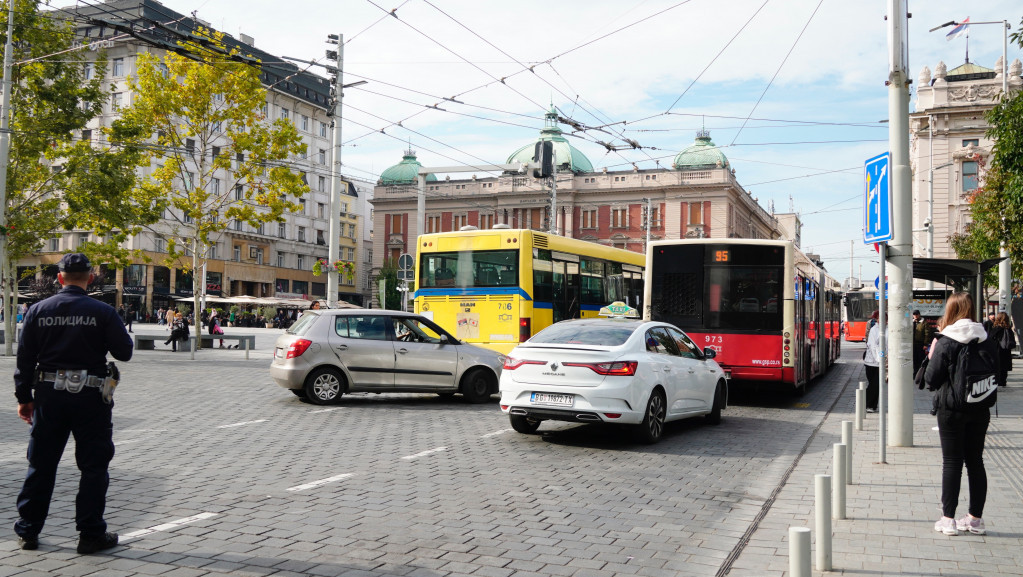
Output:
[729,0,824,146]
[344,0,411,45]
[664,0,768,114]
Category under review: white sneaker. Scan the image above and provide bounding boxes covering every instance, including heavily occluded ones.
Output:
[934,516,958,536]
[955,515,986,535]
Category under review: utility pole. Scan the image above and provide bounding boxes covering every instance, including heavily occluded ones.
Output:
[886,0,913,447]
[1,3,16,356]
[325,33,344,308]
[998,19,1010,313]
[645,198,652,248]
[549,148,557,235]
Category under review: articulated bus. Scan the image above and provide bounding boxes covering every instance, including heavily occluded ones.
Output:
[844,288,946,341]
[644,239,841,390]
[842,286,879,342]
[413,226,645,354]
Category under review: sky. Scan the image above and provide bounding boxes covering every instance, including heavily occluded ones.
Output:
[141,0,1020,283]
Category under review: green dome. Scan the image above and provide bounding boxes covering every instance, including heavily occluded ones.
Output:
[507,106,594,174]
[379,149,437,185]
[673,131,729,170]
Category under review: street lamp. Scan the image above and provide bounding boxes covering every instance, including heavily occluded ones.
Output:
[930,18,1011,310]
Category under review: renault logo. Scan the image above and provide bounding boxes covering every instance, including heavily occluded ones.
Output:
[550,362,559,371]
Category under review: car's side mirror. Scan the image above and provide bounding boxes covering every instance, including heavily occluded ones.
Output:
[703,347,717,359]
[439,334,450,345]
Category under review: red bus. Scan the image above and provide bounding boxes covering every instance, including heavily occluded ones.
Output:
[644,239,841,390]
[842,287,878,342]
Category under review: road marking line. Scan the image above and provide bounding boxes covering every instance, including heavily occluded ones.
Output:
[287,473,354,492]
[308,408,342,413]
[401,447,447,460]
[217,419,268,429]
[481,429,513,438]
[120,512,218,542]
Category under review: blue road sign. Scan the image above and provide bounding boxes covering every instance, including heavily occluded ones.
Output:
[863,152,892,244]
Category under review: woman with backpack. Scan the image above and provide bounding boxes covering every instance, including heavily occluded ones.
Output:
[990,312,1016,387]
[924,292,997,536]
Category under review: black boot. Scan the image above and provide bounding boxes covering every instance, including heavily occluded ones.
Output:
[77,532,118,554]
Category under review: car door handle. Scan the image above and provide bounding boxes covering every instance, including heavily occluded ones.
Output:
[396,348,408,354]
[335,345,348,351]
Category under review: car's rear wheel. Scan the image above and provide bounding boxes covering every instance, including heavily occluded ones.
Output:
[633,389,666,444]
[510,414,542,434]
[705,381,725,425]
[460,368,494,403]
[304,367,344,405]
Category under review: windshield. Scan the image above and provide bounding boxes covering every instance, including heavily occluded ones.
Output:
[529,322,635,346]
[419,249,518,288]
[845,293,878,322]
[287,311,320,335]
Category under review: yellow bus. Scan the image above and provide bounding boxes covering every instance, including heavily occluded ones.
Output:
[414,226,645,353]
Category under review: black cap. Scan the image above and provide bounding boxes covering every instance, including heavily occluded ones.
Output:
[58,253,91,272]
[912,309,921,315]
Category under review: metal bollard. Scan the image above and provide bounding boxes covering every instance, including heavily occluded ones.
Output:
[815,474,832,571]
[855,389,865,431]
[859,380,867,390]
[245,338,250,360]
[842,421,853,485]
[789,527,811,577]
[832,444,847,520]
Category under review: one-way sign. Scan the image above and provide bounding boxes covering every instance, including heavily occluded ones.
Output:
[863,152,892,244]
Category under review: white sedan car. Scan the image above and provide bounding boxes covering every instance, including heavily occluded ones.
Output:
[499,318,727,443]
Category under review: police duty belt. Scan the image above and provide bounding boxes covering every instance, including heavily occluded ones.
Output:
[37,370,105,393]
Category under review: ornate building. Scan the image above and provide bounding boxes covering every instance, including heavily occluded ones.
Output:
[910,56,1023,278]
[371,108,796,306]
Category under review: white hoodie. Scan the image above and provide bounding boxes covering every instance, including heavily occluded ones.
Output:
[935,318,988,345]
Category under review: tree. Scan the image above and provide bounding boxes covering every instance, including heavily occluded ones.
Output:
[117,26,308,352]
[377,259,402,310]
[950,18,1023,298]
[1,0,157,355]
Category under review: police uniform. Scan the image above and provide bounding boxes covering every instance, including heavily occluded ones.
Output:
[13,253,133,553]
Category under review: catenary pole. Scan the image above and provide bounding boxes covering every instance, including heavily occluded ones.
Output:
[326,34,344,308]
[998,20,1010,313]
[887,0,913,447]
[1,2,16,357]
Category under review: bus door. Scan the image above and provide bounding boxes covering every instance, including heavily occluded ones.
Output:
[794,276,808,385]
[550,258,581,323]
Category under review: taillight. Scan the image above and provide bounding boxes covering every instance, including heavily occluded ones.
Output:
[286,339,313,359]
[563,361,638,376]
[503,356,545,370]
[519,318,531,342]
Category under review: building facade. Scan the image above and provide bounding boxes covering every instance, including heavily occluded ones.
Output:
[910,56,1023,283]
[17,0,374,313]
[371,109,797,307]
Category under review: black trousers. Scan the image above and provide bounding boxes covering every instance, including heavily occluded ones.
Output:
[864,364,880,410]
[937,407,990,519]
[14,385,114,538]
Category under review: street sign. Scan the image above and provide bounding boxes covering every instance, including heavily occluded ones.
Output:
[874,276,889,299]
[398,253,414,270]
[863,152,892,244]
[398,270,414,281]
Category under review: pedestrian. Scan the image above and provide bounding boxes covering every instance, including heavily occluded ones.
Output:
[12,253,133,554]
[124,305,133,333]
[156,307,165,326]
[912,310,933,374]
[863,310,884,412]
[164,307,175,331]
[982,313,995,333]
[990,312,1015,387]
[924,291,993,536]
[209,313,225,348]
[164,312,189,351]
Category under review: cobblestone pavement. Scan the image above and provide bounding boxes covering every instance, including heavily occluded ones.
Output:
[0,325,1019,576]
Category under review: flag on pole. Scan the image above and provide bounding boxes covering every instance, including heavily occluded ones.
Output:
[946,18,969,41]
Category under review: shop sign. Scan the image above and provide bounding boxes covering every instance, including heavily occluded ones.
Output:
[123,286,146,295]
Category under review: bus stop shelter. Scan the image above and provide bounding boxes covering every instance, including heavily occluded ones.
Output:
[912,257,1005,320]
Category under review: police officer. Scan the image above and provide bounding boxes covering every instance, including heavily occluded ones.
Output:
[13,253,133,553]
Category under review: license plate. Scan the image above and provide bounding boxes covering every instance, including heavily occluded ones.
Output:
[275,348,283,358]
[530,392,573,407]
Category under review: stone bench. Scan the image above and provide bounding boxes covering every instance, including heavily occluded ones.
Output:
[134,334,256,359]
[0,326,22,344]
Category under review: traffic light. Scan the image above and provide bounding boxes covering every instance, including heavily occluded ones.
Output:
[533,141,553,178]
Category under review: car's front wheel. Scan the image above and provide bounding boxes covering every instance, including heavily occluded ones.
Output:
[510,414,542,434]
[633,389,666,444]
[705,381,725,425]
[460,368,494,404]
[304,367,344,405]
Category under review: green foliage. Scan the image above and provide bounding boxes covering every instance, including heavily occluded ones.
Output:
[950,18,1023,290]
[117,26,308,266]
[378,258,401,310]
[1,0,154,264]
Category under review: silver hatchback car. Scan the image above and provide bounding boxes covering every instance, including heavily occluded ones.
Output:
[270,309,505,405]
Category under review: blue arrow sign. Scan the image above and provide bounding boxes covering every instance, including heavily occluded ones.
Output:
[863,152,892,244]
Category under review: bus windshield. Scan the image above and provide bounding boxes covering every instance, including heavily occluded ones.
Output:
[845,292,878,321]
[419,249,518,288]
[651,244,783,332]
